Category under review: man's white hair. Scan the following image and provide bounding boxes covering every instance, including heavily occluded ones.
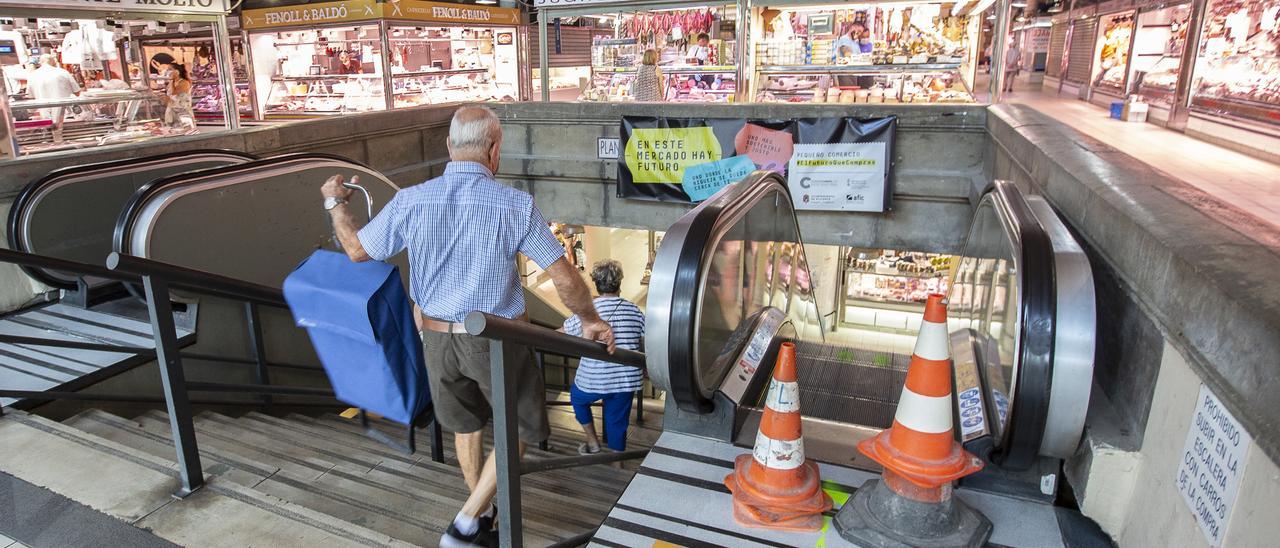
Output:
[448,106,501,157]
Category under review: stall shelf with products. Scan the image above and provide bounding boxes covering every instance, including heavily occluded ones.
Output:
[1189,0,1280,128]
[838,248,955,332]
[0,0,238,156]
[534,0,744,103]
[1091,10,1135,97]
[748,1,977,104]
[242,0,524,119]
[137,33,253,122]
[1129,3,1192,108]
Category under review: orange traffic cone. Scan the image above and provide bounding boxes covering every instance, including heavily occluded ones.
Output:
[724,342,832,531]
[833,294,992,547]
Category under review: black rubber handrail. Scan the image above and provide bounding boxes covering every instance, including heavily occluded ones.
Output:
[0,247,137,284]
[465,311,645,370]
[7,149,256,289]
[112,152,383,257]
[106,252,286,308]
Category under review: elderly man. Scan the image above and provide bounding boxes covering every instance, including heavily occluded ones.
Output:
[322,105,614,547]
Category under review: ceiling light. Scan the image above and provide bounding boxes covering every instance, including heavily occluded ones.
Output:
[476,0,497,4]
[1012,2,1027,7]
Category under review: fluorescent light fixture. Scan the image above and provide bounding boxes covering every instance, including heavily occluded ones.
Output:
[1012,1,1027,7]
[476,0,497,4]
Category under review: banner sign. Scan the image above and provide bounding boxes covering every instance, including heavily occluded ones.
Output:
[385,0,520,25]
[618,115,896,211]
[243,0,518,29]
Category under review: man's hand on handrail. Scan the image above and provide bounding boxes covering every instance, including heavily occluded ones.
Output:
[545,257,616,353]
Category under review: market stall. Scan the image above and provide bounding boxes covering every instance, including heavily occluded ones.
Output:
[1090,9,1135,98]
[1189,0,1280,128]
[1129,3,1192,108]
[136,28,253,122]
[836,247,956,332]
[748,1,977,104]
[0,1,237,156]
[242,0,524,119]
[535,0,745,102]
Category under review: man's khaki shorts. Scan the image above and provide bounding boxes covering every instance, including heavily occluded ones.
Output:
[422,330,550,444]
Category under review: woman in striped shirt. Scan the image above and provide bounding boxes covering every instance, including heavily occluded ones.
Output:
[562,260,646,454]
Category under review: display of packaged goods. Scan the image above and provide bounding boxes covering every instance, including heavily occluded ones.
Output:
[755,67,971,104]
[1190,0,1280,124]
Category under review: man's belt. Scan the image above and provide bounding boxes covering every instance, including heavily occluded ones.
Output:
[423,313,528,335]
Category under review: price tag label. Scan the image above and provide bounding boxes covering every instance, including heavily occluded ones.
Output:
[1176,384,1252,546]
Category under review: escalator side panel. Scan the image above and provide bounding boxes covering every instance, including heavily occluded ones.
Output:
[8,150,255,288]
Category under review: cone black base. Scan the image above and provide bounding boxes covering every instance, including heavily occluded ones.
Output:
[833,478,992,548]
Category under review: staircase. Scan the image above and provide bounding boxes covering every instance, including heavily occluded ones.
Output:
[0,399,661,547]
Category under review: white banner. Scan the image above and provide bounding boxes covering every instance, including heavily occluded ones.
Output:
[787,142,888,212]
[0,0,230,14]
[1176,384,1252,547]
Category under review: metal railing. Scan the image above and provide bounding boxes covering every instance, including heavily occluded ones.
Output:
[464,311,650,548]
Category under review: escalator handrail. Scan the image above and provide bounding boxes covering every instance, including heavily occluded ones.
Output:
[106,252,286,308]
[6,149,257,289]
[981,181,1057,470]
[0,247,138,284]
[465,311,645,370]
[648,170,809,413]
[112,152,390,258]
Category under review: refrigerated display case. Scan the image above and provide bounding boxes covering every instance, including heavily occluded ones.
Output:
[1190,0,1280,127]
[242,0,525,118]
[138,34,253,122]
[0,2,237,156]
[536,1,742,103]
[749,1,976,104]
[1129,4,1192,107]
[838,248,955,332]
[1091,11,1136,97]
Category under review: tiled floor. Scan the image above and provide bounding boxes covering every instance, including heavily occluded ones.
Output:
[995,75,1280,228]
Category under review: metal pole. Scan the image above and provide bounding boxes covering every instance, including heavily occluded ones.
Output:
[142,275,204,497]
[539,13,550,102]
[1167,0,1208,131]
[244,302,272,409]
[990,0,1014,103]
[490,340,523,548]
[430,418,445,463]
[212,16,241,131]
[380,20,396,111]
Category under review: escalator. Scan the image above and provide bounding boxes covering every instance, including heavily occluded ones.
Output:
[603,171,1102,546]
[2,152,403,408]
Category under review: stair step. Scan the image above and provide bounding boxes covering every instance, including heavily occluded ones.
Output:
[200,412,605,540]
[62,409,273,489]
[3,411,408,548]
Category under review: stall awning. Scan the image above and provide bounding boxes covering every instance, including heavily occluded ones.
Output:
[242,0,520,30]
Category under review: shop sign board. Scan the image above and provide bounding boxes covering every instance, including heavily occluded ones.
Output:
[618,115,896,210]
[0,0,230,14]
[1176,384,1252,547]
[384,0,521,25]
[242,0,381,30]
[597,137,619,159]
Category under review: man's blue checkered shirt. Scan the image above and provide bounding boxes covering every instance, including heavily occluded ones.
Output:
[357,161,565,323]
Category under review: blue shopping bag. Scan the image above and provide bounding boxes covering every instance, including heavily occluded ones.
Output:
[282,250,429,425]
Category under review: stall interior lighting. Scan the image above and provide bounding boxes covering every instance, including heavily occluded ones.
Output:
[1012,1,1028,7]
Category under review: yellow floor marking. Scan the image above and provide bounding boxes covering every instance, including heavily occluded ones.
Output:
[339,408,360,419]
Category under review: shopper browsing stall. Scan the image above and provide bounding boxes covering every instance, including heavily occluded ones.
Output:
[158,62,195,129]
[631,49,666,102]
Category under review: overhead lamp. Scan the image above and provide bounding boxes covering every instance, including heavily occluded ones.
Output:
[476,0,497,4]
[1012,2,1027,7]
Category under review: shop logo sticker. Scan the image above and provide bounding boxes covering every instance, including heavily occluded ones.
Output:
[624,126,722,185]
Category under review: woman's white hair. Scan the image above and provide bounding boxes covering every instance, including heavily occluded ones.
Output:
[449,106,501,157]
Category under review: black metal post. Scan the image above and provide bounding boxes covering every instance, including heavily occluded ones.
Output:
[430,419,444,463]
[635,388,644,425]
[142,275,204,497]
[244,302,272,409]
[533,350,550,452]
[490,339,522,548]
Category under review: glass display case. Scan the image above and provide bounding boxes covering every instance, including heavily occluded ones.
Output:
[1091,11,1136,96]
[755,64,972,103]
[8,88,175,155]
[1129,4,1192,107]
[387,25,521,108]
[139,36,252,121]
[1190,0,1280,127]
[750,2,975,103]
[249,25,387,118]
[576,4,741,103]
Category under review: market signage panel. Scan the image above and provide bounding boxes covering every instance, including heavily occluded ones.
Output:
[0,0,230,14]
[241,0,381,30]
[618,115,897,212]
[384,0,520,25]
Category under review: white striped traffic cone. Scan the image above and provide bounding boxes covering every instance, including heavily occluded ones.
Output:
[834,293,992,547]
[724,342,832,531]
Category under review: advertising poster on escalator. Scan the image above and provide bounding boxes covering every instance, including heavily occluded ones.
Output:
[618,115,896,211]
